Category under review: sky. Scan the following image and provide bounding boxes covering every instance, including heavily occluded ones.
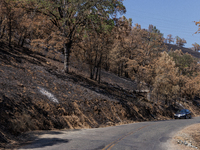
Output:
[121,0,200,48]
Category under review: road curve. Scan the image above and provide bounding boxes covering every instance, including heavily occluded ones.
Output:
[19,117,200,150]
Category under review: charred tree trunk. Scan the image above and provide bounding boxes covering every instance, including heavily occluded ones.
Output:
[64,41,72,73]
[8,16,12,48]
[105,55,109,71]
[95,67,98,81]
[118,65,120,76]
[125,71,129,78]
[98,63,101,84]
[90,64,94,79]
[90,50,98,80]
[18,30,27,47]
[156,92,159,103]
[121,63,123,77]
[18,34,22,46]
[124,64,128,78]
[21,37,25,47]
[96,54,102,83]
[92,66,96,80]
[0,25,5,39]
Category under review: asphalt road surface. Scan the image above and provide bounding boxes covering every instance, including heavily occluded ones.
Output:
[19,117,200,150]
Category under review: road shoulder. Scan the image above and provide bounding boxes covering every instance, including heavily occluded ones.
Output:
[168,123,200,150]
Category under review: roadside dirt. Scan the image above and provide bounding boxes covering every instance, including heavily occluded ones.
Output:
[169,123,200,150]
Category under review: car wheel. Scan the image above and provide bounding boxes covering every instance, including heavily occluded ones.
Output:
[190,115,192,119]
[185,115,188,119]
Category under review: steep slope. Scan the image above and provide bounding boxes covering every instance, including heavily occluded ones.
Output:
[0,42,199,148]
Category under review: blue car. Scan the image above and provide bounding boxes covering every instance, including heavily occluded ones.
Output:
[174,109,192,119]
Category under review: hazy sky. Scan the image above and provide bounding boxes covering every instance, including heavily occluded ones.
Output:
[121,0,200,48]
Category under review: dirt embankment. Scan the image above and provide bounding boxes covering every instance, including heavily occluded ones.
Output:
[1,42,200,149]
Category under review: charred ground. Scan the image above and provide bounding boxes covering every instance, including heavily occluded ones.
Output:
[0,42,200,149]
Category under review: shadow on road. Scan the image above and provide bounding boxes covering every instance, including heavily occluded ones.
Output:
[20,138,70,149]
[30,130,69,135]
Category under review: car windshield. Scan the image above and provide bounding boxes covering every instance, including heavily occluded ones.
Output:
[176,109,186,113]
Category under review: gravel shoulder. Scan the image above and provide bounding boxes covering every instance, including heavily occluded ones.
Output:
[168,123,200,150]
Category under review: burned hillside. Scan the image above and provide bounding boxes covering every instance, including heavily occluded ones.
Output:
[2,41,199,148]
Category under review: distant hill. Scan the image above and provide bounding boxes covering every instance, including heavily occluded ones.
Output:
[165,43,200,59]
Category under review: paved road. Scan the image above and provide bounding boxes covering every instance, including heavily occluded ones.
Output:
[19,117,200,150]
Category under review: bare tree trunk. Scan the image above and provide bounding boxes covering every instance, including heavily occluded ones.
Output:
[21,36,25,47]
[156,92,158,103]
[98,63,101,84]
[18,34,22,46]
[94,54,102,82]
[121,63,123,77]
[19,29,27,47]
[64,43,68,73]
[0,25,5,39]
[64,42,72,73]
[95,67,98,81]
[8,16,12,47]
[92,67,96,79]
[98,54,102,84]
[90,64,94,79]
[90,51,98,79]
[165,95,167,105]
[105,55,109,71]
[118,65,120,76]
